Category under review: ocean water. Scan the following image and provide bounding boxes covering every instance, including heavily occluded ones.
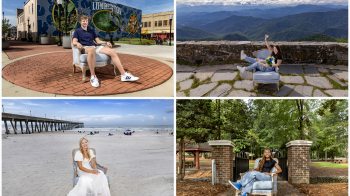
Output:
[2,124,173,135]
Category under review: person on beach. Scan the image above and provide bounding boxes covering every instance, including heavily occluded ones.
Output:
[72,15,139,88]
[228,148,282,196]
[68,137,110,196]
[237,34,283,76]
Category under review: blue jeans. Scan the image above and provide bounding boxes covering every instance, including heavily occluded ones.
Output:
[241,171,271,193]
[243,56,275,72]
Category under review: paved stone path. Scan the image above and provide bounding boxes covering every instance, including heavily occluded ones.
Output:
[177,64,348,97]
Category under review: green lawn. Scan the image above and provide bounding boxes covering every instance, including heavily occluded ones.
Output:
[114,38,156,45]
[311,162,348,169]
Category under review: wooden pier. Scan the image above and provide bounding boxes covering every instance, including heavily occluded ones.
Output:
[2,113,84,134]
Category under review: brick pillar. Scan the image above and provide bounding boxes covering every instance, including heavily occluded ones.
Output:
[286,140,313,184]
[208,140,233,185]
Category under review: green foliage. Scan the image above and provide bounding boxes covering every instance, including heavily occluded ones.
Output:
[52,1,78,34]
[2,18,11,38]
[176,99,348,158]
[115,38,155,45]
[93,10,120,32]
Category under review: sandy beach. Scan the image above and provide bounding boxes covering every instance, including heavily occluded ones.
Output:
[2,132,174,196]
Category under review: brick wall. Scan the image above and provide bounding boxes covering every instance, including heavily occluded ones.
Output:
[287,140,313,184]
[209,141,233,185]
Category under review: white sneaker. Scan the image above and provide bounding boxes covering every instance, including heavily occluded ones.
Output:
[240,50,247,60]
[237,66,246,74]
[90,76,100,87]
[121,72,139,82]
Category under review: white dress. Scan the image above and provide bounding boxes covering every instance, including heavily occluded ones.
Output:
[67,149,111,196]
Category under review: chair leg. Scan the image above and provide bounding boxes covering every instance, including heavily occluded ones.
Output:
[72,64,76,73]
[82,66,87,82]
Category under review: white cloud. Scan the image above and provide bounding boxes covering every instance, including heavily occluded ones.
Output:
[177,0,347,5]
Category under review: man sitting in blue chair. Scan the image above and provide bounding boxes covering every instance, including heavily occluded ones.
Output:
[229,149,282,196]
[72,15,139,88]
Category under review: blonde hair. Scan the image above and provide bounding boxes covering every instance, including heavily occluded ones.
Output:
[79,137,91,160]
[80,15,89,21]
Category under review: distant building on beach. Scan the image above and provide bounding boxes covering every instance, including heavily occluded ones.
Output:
[142,11,174,41]
[16,0,142,43]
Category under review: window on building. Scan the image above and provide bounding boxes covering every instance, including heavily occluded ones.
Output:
[148,22,151,27]
[32,4,33,14]
[163,20,168,26]
[144,22,148,27]
[155,21,157,27]
[158,20,162,27]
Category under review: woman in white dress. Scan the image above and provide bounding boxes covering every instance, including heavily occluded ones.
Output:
[68,137,111,196]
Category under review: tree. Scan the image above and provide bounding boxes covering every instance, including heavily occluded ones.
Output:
[2,18,11,39]
[176,99,213,180]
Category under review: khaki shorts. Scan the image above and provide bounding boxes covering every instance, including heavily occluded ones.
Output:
[82,45,104,54]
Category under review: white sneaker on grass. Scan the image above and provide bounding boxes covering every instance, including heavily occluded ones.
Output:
[121,72,139,82]
[90,76,100,88]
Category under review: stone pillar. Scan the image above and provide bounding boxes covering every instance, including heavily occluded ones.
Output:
[286,140,313,184]
[208,140,233,185]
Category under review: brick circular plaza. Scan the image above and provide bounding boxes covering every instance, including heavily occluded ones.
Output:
[3,52,173,96]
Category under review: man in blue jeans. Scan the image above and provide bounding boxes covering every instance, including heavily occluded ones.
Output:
[72,15,139,88]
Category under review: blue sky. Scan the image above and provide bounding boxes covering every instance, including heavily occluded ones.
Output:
[2,99,174,127]
[3,0,174,26]
[177,0,347,5]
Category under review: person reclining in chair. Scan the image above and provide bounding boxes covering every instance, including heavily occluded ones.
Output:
[72,15,139,88]
[229,148,282,196]
[237,34,283,78]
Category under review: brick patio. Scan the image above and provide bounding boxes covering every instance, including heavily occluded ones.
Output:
[3,52,173,96]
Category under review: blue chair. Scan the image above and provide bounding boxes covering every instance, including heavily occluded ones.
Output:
[252,49,280,91]
[235,158,278,196]
[71,31,117,81]
[72,148,109,187]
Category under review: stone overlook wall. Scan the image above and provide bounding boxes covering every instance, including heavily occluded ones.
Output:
[177,41,348,66]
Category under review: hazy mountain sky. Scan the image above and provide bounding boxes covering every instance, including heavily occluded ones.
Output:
[177,0,347,5]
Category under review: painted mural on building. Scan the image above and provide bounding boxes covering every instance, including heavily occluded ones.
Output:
[37,0,142,39]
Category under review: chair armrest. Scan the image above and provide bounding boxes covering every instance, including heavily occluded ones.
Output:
[271,173,278,182]
[97,163,108,174]
[72,46,81,65]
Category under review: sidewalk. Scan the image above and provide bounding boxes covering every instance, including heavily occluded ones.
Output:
[2,41,174,97]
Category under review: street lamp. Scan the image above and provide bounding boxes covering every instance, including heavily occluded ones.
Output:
[139,23,142,44]
[56,0,63,46]
[27,17,30,41]
[169,15,173,46]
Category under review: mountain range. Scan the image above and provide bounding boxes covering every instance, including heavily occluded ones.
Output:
[177,4,348,41]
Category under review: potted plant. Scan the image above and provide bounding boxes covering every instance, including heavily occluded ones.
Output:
[2,17,11,49]
[40,33,50,45]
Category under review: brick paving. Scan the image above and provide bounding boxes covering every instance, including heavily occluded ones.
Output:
[3,41,67,60]
[3,52,173,96]
[177,64,348,97]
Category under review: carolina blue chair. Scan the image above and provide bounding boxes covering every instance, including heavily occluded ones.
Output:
[235,158,278,196]
[252,49,280,91]
[71,31,117,81]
